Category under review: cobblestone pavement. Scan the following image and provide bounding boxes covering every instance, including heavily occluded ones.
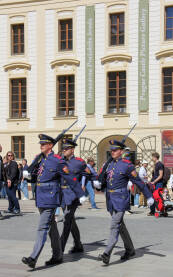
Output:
[0,194,173,277]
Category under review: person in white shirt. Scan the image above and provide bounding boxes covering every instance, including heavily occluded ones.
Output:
[168,169,173,200]
[138,160,148,208]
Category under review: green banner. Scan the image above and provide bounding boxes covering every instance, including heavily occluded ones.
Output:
[138,0,149,112]
[85,6,95,114]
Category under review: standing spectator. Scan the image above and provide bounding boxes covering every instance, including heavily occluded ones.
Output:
[148,152,164,216]
[17,163,23,200]
[4,151,20,214]
[21,159,29,200]
[0,145,4,218]
[82,158,99,210]
[133,160,141,207]
[138,160,148,208]
[167,168,173,200]
[0,156,7,199]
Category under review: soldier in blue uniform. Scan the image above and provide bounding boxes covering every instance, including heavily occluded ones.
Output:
[22,134,80,269]
[98,140,154,265]
[60,139,88,254]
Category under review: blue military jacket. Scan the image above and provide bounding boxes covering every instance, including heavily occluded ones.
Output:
[34,152,78,208]
[105,158,152,213]
[61,155,86,207]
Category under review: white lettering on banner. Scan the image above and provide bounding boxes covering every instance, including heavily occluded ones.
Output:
[86,16,94,102]
[139,8,148,103]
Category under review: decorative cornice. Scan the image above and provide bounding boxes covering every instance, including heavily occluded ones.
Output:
[101,54,132,65]
[4,62,31,71]
[155,49,173,60]
[50,58,80,68]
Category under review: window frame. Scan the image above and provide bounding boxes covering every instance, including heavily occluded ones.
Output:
[11,23,25,55]
[162,67,173,112]
[57,74,75,117]
[107,71,126,114]
[109,12,125,47]
[58,18,73,52]
[11,136,25,160]
[10,78,27,119]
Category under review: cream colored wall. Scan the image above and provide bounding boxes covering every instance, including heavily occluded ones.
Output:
[0,0,173,165]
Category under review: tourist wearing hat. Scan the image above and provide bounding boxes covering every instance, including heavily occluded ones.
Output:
[60,138,88,254]
[22,134,80,269]
[98,139,154,265]
[139,160,148,208]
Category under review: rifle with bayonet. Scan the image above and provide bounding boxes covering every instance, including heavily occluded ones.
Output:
[25,120,78,182]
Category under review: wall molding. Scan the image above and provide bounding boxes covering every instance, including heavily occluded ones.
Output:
[155,48,173,60]
[4,62,31,71]
[101,54,132,65]
[50,58,80,69]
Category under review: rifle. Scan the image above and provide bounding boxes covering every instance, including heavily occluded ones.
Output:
[27,120,78,180]
[73,124,86,143]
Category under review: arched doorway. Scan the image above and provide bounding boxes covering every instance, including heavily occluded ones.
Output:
[98,135,137,169]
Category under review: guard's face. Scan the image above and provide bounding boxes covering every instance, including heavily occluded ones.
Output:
[63,147,74,158]
[40,143,53,154]
[111,149,123,159]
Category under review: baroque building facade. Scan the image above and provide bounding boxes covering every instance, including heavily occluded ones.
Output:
[0,0,173,173]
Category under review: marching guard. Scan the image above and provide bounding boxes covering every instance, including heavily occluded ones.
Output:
[98,139,154,265]
[60,126,89,254]
[22,133,80,269]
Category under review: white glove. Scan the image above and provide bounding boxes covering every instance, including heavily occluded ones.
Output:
[23,170,31,180]
[93,180,101,189]
[147,197,154,207]
[79,196,87,204]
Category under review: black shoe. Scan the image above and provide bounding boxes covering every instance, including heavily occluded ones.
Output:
[4,209,13,214]
[121,251,135,261]
[45,257,63,266]
[22,257,36,269]
[13,209,20,215]
[98,253,110,265]
[69,245,84,254]
[147,212,154,216]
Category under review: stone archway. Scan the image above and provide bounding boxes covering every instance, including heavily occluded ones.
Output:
[98,135,137,169]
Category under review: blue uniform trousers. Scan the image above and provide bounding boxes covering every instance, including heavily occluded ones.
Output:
[30,208,62,260]
[6,185,20,211]
[105,211,134,256]
[61,199,82,252]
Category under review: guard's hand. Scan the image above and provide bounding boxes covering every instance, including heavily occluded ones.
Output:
[93,180,101,189]
[7,180,11,188]
[23,170,31,180]
[79,196,87,204]
[147,197,154,207]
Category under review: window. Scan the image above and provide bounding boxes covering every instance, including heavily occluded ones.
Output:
[165,7,173,40]
[10,78,27,118]
[12,136,25,159]
[162,68,173,112]
[57,75,75,116]
[11,24,24,55]
[59,134,73,152]
[108,71,126,114]
[110,13,124,46]
[59,19,73,51]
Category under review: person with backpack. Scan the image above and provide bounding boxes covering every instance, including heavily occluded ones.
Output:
[148,152,164,216]
[4,151,20,214]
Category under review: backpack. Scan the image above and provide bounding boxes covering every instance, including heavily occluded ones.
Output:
[163,167,171,184]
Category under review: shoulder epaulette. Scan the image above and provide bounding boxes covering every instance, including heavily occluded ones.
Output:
[122,159,131,164]
[54,154,62,160]
[75,157,85,162]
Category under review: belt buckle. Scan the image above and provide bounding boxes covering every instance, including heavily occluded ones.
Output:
[37,183,40,186]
